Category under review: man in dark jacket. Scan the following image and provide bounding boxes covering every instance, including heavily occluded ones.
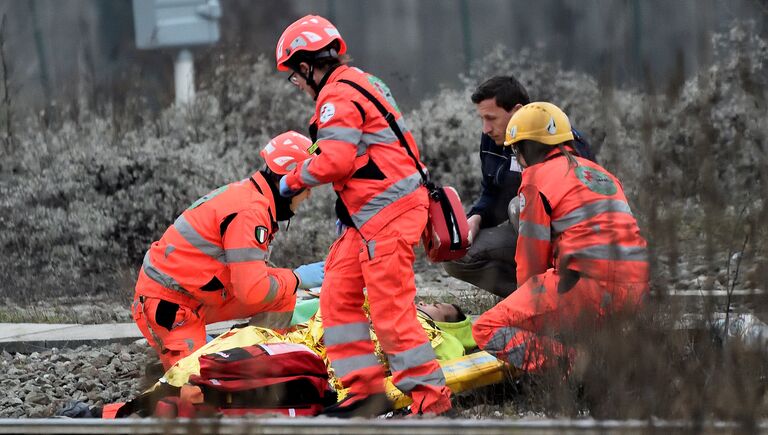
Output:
[444,76,594,298]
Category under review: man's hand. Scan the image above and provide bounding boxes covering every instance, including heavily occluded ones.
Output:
[293,261,325,289]
[467,214,482,244]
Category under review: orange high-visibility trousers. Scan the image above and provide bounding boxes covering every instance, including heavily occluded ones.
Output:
[472,268,647,372]
[132,294,207,370]
[132,287,294,370]
[320,206,452,414]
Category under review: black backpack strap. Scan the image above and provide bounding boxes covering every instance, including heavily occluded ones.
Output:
[337,79,430,185]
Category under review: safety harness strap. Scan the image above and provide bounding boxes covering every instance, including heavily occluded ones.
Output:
[337,79,429,185]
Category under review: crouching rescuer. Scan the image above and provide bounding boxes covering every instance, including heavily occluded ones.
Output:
[274,15,452,416]
[472,102,649,372]
[132,131,325,370]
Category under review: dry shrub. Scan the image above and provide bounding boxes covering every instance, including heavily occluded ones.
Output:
[452,301,768,426]
[0,54,324,300]
[527,302,768,425]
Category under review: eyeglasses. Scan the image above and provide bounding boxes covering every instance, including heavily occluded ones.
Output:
[287,72,299,85]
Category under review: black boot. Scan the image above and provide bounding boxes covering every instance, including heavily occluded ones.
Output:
[321,393,393,418]
[55,401,102,418]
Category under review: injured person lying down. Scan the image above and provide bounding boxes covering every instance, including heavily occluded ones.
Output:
[158,297,479,390]
[61,295,506,419]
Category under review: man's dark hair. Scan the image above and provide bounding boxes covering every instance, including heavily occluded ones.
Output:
[450,303,467,322]
[471,76,530,111]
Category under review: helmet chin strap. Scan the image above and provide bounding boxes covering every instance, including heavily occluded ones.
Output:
[302,64,320,98]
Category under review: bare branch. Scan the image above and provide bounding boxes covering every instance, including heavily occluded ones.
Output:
[0,14,12,151]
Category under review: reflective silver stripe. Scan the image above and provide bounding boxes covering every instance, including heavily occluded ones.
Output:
[137,298,165,349]
[299,159,321,186]
[519,220,551,241]
[142,252,196,299]
[485,326,520,353]
[394,367,447,392]
[324,322,371,346]
[397,117,409,134]
[358,118,411,156]
[350,171,422,229]
[317,126,363,144]
[565,244,648,262]
[361,126,397,146]
[318,125,366,157]
[224,247,269,263]
[173,215,225,262]
[484,326,527,367]
[552,200,633,234]
[249,309,292,329]
[331,353,380,378]
[387,342,436,373]
[355,143,367,157]
[264,276,279,303]
[506,343,527,368]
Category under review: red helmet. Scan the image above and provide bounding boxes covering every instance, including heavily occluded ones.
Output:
[275,15,347,72]
[260,131,313,175]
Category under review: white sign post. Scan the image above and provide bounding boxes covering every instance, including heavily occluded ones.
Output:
[132,0,221,106]
[174,48,195,105]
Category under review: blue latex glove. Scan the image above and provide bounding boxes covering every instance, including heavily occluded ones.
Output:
[278,175,301,198]
[294,261,325,289]
[335,219,347,236]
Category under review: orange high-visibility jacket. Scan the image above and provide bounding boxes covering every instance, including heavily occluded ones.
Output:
[283,65,428,239]
[136,171,299,310]
[516,150,648,284]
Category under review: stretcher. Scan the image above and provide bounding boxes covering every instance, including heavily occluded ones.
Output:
[157,324,507,410]
[384,350,507,409]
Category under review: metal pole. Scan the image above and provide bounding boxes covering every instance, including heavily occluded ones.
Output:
[458,0,472,72]
[28,0,52,104]
[174,48,195,105]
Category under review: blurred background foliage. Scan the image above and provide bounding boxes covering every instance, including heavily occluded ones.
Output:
[0,1,762,303]
[0,20,764,301]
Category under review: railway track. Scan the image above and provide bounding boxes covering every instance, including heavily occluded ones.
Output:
[0,417,766,435]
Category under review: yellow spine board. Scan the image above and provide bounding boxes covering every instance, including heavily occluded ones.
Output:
[337,351,507,410]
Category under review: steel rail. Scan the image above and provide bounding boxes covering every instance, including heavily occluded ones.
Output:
[0,418,766,435]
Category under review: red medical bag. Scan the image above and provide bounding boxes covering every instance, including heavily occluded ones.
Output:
[422,185,470,262]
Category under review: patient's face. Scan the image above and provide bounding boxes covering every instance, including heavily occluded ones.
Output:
[417,302,460,323]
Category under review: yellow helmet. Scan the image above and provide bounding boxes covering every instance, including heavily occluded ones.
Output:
[503,102,574,146]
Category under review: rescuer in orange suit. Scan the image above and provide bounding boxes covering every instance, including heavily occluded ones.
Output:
[132,131,326,370]
[472,102,649,372]
[274,15,452,417]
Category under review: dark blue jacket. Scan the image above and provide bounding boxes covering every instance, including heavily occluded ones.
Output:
[468,129,595,229]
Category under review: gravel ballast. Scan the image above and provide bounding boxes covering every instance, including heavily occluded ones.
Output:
[0,341,154,418]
